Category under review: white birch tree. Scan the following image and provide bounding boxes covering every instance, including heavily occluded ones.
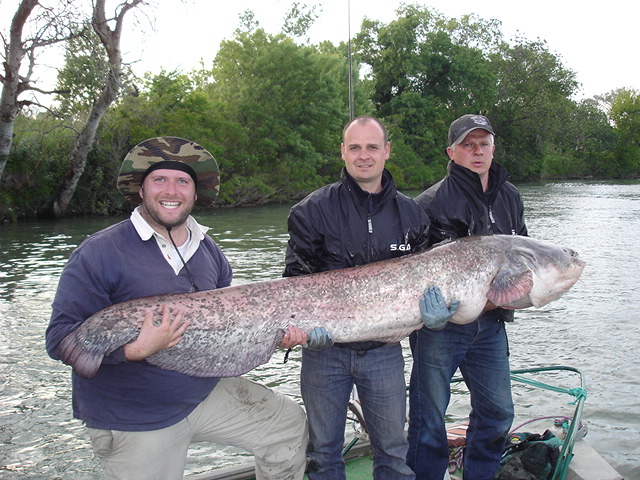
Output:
[42,0,144,216]
[0,0,79,180]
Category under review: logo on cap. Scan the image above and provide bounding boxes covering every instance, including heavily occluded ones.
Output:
[448,114,495,147]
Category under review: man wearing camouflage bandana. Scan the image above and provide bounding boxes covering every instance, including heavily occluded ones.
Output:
[46,137,324,480]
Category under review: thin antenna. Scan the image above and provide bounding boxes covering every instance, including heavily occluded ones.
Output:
[347,0,354,120]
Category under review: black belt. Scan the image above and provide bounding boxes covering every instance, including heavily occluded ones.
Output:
[334,341,386,352]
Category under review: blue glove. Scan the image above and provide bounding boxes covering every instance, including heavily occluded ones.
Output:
[420,286,460,330]
[304,327,334,351]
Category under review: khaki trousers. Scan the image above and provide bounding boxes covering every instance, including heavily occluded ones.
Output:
[88,377,308,480]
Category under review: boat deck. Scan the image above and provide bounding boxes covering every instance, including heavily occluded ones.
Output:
[185,367,625,480]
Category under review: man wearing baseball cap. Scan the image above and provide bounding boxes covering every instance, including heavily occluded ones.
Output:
[408,116,528,479]
[47,137,331,480]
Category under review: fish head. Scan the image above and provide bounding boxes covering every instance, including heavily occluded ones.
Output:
[527,242,586,307]
[487,236,586,309]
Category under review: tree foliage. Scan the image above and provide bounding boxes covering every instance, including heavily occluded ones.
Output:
[356,5,502,185]
[38,0,144,218]
[54,23,110,118]
[1,4,638,220]
[608,88,640,175]
[207,28,351,204]
[487,38,580,179]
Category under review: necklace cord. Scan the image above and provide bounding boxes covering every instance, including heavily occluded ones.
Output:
[166,226,200,292]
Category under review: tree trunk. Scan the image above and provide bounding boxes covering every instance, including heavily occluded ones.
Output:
[0,0,39,180]
[43,0,143,217]
[49,72,118,216]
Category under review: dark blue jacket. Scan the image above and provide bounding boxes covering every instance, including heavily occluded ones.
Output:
[46,218,232,431]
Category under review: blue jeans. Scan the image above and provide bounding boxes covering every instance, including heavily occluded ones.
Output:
[407,314,513,480]
[301,342,415,480]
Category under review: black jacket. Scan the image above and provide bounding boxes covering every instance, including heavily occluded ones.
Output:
[284,168,431,277]
[415,160,527,323]
[283,169,431,349]
[415,161,527,245]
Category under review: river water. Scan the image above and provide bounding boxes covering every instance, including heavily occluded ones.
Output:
[0,180,638,479]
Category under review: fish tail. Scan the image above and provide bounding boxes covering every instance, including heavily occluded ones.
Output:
[59,330,104,379]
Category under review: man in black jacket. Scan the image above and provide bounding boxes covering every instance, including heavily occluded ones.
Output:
[407,114,528,480]
[284,116,455,479]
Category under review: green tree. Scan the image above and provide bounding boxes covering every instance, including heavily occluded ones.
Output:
[488,38,579,179]
[0,0,82,181]
[3,5,633,219]
[538,98,616,179]
[356,5,501,185]
[209,28,350,204]
[54,24,109,118]
[40,0,144,217]
[609,88,640,176]
[1,111,74,219]
[282,2,320,41]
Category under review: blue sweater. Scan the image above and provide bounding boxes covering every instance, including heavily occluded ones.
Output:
[46,218,233,431]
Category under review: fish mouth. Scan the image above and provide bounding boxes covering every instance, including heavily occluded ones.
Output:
[526,256,586,308]
[553,257,586,293]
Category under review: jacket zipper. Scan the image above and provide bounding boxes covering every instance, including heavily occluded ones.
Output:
[488,205,496,233]
[366,195,374,263]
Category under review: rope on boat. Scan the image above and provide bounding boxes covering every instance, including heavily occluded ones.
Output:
[508,367,588,480]
[510,415,573,435]
[510,373,588,404]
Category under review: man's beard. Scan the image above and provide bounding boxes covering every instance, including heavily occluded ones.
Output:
[141,197,194,230]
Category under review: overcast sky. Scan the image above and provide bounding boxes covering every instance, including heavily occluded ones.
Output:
[1,0,637,101]
[118,0,638,101]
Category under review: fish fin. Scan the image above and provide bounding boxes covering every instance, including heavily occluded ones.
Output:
[487,269,533,307]
[59,330,104,379]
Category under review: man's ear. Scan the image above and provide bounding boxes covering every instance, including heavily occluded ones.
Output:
[446,147,454,161]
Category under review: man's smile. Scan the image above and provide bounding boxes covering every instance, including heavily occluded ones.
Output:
[160,200,181,209]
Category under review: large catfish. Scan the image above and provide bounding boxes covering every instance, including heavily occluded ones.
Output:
[59,235,585,379]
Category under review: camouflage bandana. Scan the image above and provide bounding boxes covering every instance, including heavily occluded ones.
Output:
[117,137,220,207]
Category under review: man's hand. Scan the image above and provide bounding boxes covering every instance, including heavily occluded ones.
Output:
[279,326,334,351]
[420,286,460,331]
[279,326,308,349]
[124,305,189,361]
[304,326,334,351]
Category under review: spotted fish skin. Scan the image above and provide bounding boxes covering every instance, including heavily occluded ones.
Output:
[59,235,585,379]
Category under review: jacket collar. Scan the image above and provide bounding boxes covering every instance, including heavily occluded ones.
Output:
[341,168,396,204]
[130,206,208,242]
[447,161,510,198]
